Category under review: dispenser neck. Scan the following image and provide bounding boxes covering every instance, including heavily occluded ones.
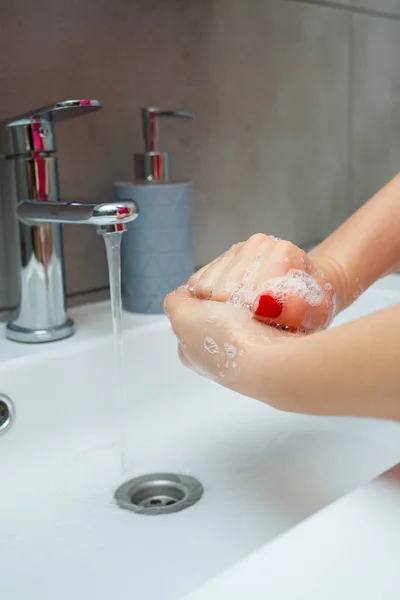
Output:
[143,108,160,154]
[136,107,193,183]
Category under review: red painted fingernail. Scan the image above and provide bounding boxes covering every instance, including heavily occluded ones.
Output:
[254,294,284,319]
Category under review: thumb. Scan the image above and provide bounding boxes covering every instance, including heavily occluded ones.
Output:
[252,275,335,333]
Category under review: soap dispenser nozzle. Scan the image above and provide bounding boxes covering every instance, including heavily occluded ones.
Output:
[136,107,194,183]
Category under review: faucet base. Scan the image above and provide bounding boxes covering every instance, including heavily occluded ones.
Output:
[6,319,75,344]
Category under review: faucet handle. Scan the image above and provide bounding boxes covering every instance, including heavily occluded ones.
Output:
[1,99,102,156]
[2,99,102,128]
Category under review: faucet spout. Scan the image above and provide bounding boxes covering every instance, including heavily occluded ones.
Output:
[16,199,138,229]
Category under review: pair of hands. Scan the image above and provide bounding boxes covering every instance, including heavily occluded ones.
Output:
[164,234,342,405]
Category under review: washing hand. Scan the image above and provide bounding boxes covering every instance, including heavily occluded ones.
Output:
[164,175,400,419]
[164,233,340,406]
[164,286,297,406]
[164,282,400,419]
[186,234,343,333]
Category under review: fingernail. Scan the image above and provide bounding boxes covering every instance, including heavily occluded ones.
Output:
[254,294,284,319]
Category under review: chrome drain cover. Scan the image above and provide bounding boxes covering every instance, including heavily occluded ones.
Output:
[0,394,15,434]
[114,473,203,515]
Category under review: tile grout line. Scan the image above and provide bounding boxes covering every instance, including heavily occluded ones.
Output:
[279,0,400,21]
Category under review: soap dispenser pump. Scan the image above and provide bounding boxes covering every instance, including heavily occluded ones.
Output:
[114,107,194,314]
[135,107,193,183]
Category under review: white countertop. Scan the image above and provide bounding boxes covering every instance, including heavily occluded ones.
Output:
[0,302,165,365]
[185,462,400,600]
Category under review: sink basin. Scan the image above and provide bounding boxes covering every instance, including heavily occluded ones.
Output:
[1,275,400,599]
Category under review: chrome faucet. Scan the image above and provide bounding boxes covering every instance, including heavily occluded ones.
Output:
[0,99,138,343]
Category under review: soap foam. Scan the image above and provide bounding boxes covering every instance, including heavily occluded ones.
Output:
[223,342,238,369]
[204,337,220,355]
[264,269,326,307]
[224,343,237,362]
[228,266,335,333]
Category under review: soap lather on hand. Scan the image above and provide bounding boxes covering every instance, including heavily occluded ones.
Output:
[185,234,341,334]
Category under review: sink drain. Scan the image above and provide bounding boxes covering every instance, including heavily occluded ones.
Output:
[114,473,203,515]
[0,394,15,434]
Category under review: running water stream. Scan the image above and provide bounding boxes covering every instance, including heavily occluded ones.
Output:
[102,231,129,472]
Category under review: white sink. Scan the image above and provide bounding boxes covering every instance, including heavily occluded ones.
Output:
[1,275,400,600]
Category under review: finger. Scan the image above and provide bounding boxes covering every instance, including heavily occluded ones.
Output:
[210,236,271,301]
[195,234,278,302]
[164,287,199,335]
[252,273,335,332]
[253,293,333,332]
[189,243,244,300]
[210,237,301,306]
[186,256,221,291]
[218,239,297,313]
[243,240,304,293]
[164,286,191,318]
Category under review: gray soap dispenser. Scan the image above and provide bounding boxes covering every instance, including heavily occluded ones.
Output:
[114,107,194,314]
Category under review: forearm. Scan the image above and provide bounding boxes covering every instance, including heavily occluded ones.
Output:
[267,303,400,420]
[309,174,400,311]
[166,288,400,420]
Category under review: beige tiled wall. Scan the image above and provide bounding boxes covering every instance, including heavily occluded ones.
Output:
[351,13,400,209]
[195,0,349,265]
[0,0,398,313]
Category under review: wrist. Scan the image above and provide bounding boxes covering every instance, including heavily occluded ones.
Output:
[308,252,350,313]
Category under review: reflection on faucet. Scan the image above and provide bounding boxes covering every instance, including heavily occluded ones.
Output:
[17,199,137,234]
